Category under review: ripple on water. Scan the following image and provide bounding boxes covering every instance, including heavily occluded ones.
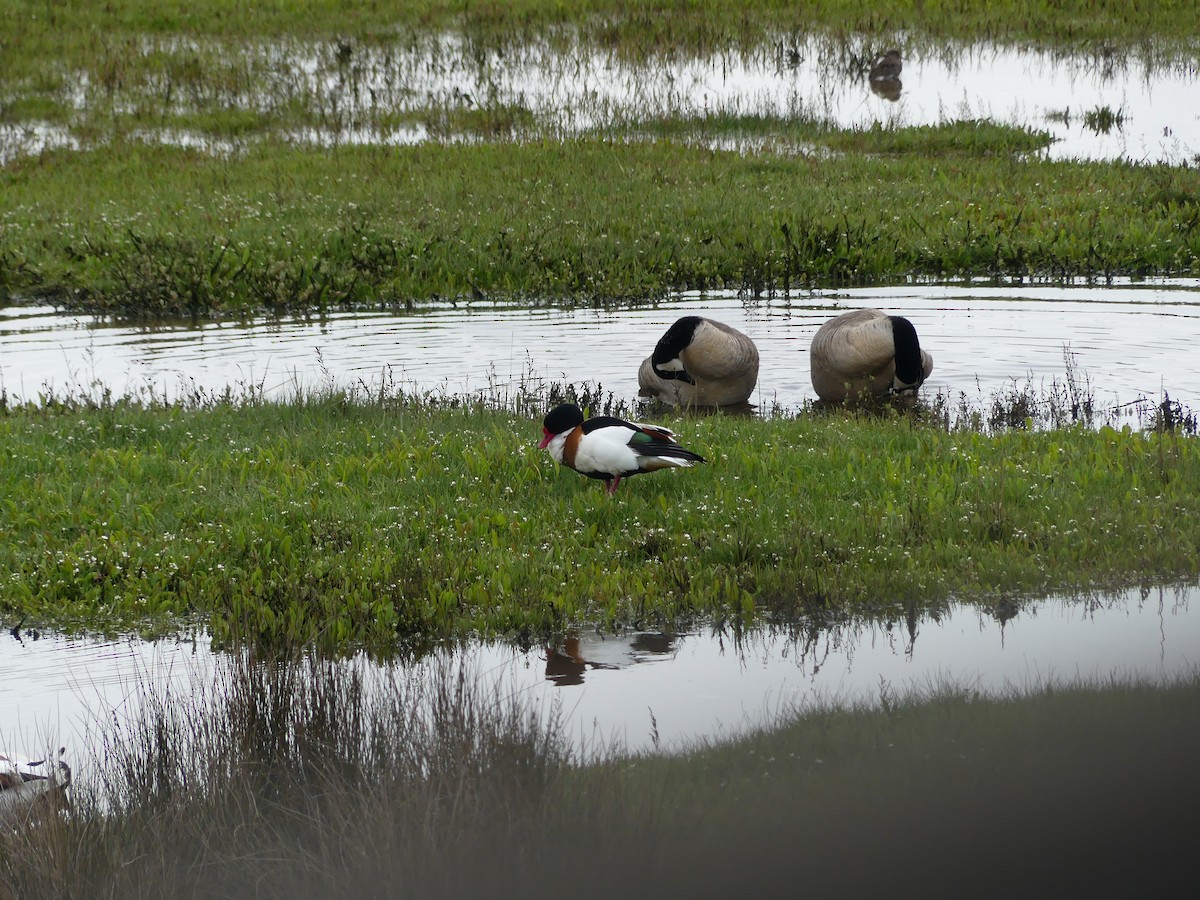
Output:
[3,281,1199,419]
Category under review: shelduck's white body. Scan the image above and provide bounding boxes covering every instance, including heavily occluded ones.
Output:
[538,403,705,494]
[0,751,72,824]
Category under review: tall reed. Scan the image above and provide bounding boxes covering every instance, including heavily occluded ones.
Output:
[1,652,1196,898]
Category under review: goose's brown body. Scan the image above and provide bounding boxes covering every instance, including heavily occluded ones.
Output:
[810,308,933,402]
[869,49,903,81]
[638,317,759,408]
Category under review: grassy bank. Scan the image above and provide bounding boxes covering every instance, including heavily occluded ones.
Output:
[6,0,1198,56]
[3,2,1199,313]
[2,392,1198,651]
[4,139,1198,315]
[1,652,1196,898]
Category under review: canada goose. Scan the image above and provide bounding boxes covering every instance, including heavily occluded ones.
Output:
[0,750,71,824]
[809,308,933,403]
[537,403,706,495]
[637,316,759,407]
[869,49,903,82]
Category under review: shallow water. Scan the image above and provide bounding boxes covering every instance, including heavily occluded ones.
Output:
[3,279,1199,421]
[2,36,1197,164]
[2,585,1196,758]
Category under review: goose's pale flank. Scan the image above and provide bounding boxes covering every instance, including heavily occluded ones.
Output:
[809,308,933,403]
[637,316,759,408]
[537,403,706,495]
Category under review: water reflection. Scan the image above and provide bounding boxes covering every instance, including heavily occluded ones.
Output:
[869,78,902,102]
[2,36,1197,164]
[4,280,1199,422]
[3,585,1196,757]
[544,631,677,686]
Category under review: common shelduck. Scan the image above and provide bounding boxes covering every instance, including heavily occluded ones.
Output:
[0,750,72,824]
[537,403,706,495]
[637,316,759,408]
[809,308,933,403]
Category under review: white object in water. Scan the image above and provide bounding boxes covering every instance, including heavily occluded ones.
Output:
[0,750,72,824]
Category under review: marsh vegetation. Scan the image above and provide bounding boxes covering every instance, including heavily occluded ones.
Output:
[3,2,1200,890]
[2,381,1198,650]
[3,2,1199,315]
[1,651,1196,899]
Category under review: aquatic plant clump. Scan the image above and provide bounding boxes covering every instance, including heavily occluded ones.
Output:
[1,388,1198,651]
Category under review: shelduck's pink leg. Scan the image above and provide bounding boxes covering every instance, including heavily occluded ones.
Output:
[606,476,621,495]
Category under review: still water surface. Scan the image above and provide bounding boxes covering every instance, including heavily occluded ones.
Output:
[290,36,1200,163]
[3,280,1199,420]
[4,37,1197,164]
[2,586,1196,758]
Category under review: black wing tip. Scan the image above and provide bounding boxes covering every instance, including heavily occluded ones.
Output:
[640,441,707,464]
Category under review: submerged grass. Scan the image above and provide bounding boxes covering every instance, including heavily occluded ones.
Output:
[3,139,1198,315]
[1,652,1196,898]
[2,387,1198,652]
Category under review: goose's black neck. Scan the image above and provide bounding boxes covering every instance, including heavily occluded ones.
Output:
[651,317,703,382]
[889,316,924,388]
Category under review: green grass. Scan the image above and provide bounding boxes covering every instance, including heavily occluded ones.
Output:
[3,2,1198,313]
[6,1,1198,54]
[819,118,1055,155]
[2,8,1196,887]
[2,390,1198,652]
[2,650,1196,898]
[2,0,1199,650]
[626,114,1054,156]
[3,139,1198,315]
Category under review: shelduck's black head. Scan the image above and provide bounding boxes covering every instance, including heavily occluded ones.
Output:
[542,403,584,435]
[651,316,704,383]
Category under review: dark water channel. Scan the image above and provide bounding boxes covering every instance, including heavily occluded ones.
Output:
[3,585,1197,760]
[4,279,1200,421]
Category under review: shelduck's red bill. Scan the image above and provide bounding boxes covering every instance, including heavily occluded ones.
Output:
[537,429,554,449]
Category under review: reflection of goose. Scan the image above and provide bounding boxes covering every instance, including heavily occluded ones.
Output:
[870,77,903,101]
[0,751,72,824]
[869,49,903,81]
[810,308,933,403]
[538,403,706,495]
[638,316,759,408]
